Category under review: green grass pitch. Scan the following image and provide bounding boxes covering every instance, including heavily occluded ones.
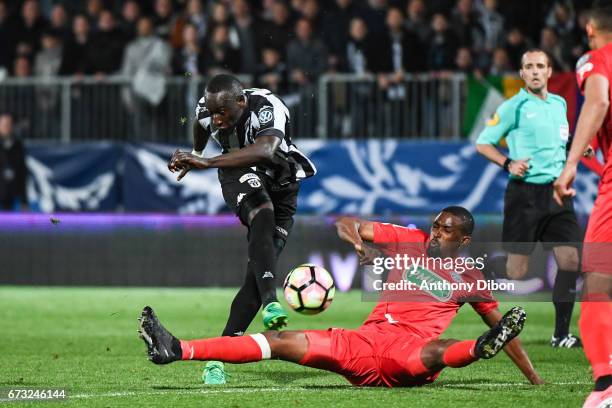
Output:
[0,287,592,407]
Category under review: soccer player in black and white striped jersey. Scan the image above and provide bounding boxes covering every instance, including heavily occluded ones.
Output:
[168,74,316,384]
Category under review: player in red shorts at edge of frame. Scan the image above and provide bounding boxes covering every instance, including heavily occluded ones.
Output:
[554,1,612,407]
[138,206,544,387]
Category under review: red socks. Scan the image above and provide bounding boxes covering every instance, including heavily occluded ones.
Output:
[442,340,478,368]
[180,333,272,363]
[580,301,612,380]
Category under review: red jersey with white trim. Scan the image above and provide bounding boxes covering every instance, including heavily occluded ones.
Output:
[360,223,498,339]
[576,42,612,183]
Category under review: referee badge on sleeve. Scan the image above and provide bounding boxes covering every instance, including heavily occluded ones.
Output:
[486,112,500,127]
[560,124,569,142]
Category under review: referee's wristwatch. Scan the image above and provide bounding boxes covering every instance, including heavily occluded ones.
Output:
[503,158,512,173]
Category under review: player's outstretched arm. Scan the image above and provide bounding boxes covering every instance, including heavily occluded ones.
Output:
[335,217,375,244]
[168,135,281,181]
[554,74,610,204]
[335,217,379,265]
[481,308,544,385]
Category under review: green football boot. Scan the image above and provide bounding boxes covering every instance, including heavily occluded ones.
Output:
[202,361,227,385]
[262,301,289,330]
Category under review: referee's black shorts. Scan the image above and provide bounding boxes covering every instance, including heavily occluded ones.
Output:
[218,167,300,242]
[502,179,581,255]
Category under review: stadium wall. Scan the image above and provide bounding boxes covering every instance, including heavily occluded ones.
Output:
[0,213,584,289]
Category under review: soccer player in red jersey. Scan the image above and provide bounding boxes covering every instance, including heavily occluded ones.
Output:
[138,207,543,387]
[554,1,612,406]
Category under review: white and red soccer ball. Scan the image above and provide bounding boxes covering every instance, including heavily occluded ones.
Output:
[283,264,335,315]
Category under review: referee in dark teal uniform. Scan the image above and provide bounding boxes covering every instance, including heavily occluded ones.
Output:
[476,49,582,348]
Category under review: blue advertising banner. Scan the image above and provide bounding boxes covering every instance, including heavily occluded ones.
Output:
[122,142,225,213]
[24,141,600,214]
[297,140,601,216]
[27,142,123,212]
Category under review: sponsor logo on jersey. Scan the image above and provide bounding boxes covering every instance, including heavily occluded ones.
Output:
[237,193,246,205]
[239,173,260,183]
[403,265,453,301]
[577,61,594,82]
[576,53,591,70]
[258,108,274,124]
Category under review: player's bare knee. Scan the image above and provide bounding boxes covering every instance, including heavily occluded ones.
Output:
[262,331,307,360]
[262,330,281,346]
[421,340,456,368]
[554,247,580,272]
[506,262,528,280]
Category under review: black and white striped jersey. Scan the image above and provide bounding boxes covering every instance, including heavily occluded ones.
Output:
[195,88,316,184]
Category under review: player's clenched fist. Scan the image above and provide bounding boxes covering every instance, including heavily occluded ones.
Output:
[168,149,208,181]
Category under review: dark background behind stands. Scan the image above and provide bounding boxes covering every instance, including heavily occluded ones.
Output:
[0,0,595,80]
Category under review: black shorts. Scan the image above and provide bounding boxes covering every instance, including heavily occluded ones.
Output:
[502,179,581,255]
[219,168,300,241]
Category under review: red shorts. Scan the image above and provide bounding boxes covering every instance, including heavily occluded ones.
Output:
[583,181,612,275]
[299,328,440,387]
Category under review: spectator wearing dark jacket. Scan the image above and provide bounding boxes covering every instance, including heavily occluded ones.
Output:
[427,13,459,71]
[343,16,379,74]
[0,113,27,210]
[260,0,294,58]
[87,10,125,75]
[59,14,89,75]
[118,0,141,43]
[360,0,387,43]
[300,0,323,33]
[230,0,265,74]
[287,18,327,87]
[379,7,425,74]
[451,0,485,50]
[152,0,176,42]
[172,23,203,76]
[49,4,70,42]
[321,0,361,72]
[14,0,48,57]
[404,0,431,43]
[201,24,241,76]
[503,27,531,70]
[256,47,288,94]
[0,0,17,72]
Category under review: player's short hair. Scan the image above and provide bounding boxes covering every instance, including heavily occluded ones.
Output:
[205,74,244,101]
[590,0,612,32]
[520,48,552,68]
[441,206,475,236]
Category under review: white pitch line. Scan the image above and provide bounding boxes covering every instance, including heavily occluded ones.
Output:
[68,382,591,400]
[438,381,590,388]
[69,388,308,399]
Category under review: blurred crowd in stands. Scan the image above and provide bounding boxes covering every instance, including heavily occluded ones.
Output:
[0,0,595,91]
